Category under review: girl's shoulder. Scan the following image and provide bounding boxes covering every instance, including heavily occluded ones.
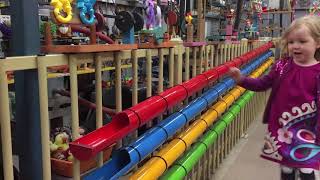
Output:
[275,57,320,77]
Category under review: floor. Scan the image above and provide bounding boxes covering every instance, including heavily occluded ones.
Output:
[212,115,320,180]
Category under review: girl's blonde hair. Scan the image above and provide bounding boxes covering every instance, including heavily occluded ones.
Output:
[280,15,320,60]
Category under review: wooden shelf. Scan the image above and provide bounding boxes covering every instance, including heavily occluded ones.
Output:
[7,64,132,84]
[96,0,144,7]
[41,44,138,54]
[260,27,285,32]
[262,10,293,14]
[209,1,226,8]
[183,41,207,47]
[137,42,176,49]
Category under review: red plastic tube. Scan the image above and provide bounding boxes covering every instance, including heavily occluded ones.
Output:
[224,61,237,68]
[126,95,169,126]
[69,42,273,160]
[182,75,210,96]
[232,57,243,67]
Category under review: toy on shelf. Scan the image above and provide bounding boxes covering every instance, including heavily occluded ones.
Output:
[104,10,144,44]
[244,19,256,39]
[225,8,237,42]
[241,0,262,40]
[50,0,73,24]
[49,87,119,177]
[251,0,263,21]
[145,0,158,30]
[0,19,12,39]
[49,126,113,177]
[77,0,96,25]
[167,18,181,43]
[137,0,175,48]
[41,0,140,53]
[183,0,206,47]
[185,12,193,42]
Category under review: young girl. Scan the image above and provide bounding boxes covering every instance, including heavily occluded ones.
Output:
[229,15,320,180]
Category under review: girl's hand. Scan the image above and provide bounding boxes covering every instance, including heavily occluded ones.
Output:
[228,67,242,83]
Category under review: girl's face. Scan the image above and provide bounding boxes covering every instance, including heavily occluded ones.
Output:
[287,25,320,66]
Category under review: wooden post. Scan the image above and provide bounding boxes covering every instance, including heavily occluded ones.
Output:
[192,47,197,77]
[0,65,14,180]
[184,47,190,81]
[132,50,138,106]
[158,48,164,93]
[146,49,152,97]
[115,52,122,147]
[95,54,103,166]
[44,22,52,46]
[187,24,194,42]
[169,47,174,87]
[69,56,81,180]
[37,57,52,180]
[115,52,122,113]
[89,25,97,45]
[197,0,206,41]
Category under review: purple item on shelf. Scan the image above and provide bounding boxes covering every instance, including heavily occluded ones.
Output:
[145,0,155,29]
[0,23,12,38]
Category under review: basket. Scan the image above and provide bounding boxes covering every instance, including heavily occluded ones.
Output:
[51,146,113,177]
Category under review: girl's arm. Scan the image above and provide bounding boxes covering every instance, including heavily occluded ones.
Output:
[229,63,277,92]
[238,74,273,91]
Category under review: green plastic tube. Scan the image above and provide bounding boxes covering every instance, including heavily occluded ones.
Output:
[211,121,226,135]
[202,130,218,146]
[221,112,234,125]
[229,105,241,116]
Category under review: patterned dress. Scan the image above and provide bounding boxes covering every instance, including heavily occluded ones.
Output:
[240,58,320,169]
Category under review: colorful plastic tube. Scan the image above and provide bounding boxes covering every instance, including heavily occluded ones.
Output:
[129,59,273,180]
[161,91,255,180]
[69,43,274,161]
[82,55,273,180]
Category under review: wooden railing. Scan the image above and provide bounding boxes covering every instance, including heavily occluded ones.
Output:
[0,39,272,180]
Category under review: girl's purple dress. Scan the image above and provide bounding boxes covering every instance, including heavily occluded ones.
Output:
[240,57,320,169]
